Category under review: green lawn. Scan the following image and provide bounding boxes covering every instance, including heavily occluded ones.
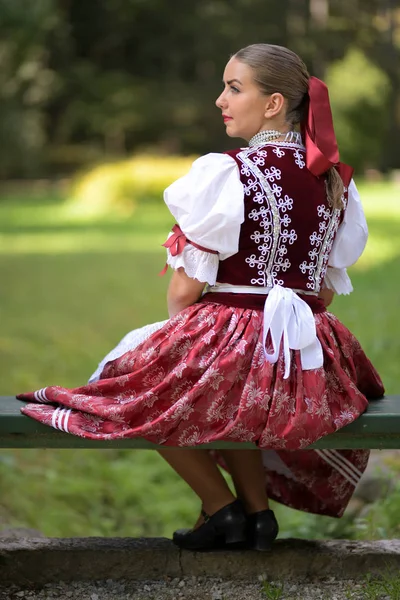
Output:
[0,180,399,539]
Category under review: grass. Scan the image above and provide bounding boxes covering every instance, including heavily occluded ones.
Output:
[0,178,399,539]
[260,570,400,599]
[261,581,284,599]
[345,570,400,599]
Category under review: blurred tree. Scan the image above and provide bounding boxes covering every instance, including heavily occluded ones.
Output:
[327,48,390,172]
[0,0,59,177]
[0,0,398,176]
[323,0,400,171]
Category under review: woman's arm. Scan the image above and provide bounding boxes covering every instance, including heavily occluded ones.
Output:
[167,268,206,318]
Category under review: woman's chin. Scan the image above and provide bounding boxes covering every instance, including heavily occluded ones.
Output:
[224,126,238,138]
[224,125,247,141]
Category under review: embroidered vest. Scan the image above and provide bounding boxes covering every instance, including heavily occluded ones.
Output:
[216,143,348,293]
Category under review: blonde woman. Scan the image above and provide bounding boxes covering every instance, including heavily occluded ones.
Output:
[19,44,384,551]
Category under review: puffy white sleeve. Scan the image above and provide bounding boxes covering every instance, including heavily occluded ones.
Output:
[324,179,368,294]
[163,153,244,285]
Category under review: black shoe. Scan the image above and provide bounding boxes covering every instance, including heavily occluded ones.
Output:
[246,509,279,551]
[172,499,247,551]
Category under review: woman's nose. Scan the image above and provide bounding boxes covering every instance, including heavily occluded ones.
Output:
[215,91,226,109]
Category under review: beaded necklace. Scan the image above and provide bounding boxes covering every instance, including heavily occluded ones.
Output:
[248,130,302,147]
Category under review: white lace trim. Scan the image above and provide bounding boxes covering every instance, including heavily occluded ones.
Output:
[166,244,219,285]
[324,266,353,295]
[88,320,167,382]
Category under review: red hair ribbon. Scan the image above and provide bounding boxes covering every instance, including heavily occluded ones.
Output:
[159,224,218,276]
[301,76,353,188]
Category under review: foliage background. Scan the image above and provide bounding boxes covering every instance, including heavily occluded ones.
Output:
[1,0,399,178]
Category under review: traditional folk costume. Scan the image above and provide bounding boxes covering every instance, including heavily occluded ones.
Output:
[18,79,384,520]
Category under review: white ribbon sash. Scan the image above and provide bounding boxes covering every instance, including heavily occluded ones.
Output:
[207,282,324,379]
[262,285,323,379]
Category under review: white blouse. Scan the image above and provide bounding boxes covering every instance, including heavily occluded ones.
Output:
[164,153,368,294]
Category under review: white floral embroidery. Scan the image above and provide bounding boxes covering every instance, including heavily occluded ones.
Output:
[196,311,217,327]
[170,335,193,359]
[172,362,187,379]
[240,163,251,177]
[243,381,270,411]
[198,366,225,390]
[234,363,251,383]
[142,392,159,408]
[243,381,264,408]
[170,381,192,401]
[165,398,195,422]
[299,203,342,291]
[142,366,165,387]
[202,329,216,345]
[115,391,137,405]
[273,146,285,158]
[294,149,305,168]
[259,429,287,448]
[234,339,248,356]
[206,397,228,423]
[178,425,202,445]
[270,390,295,417]
[226,423,255,442]
[142,346,158,361]
[334,409,356,428]
[172,311,191,330]
[199,349,218,369]
[238,148,296,286]
[115,374,131,388]
[227,312,239,333]
[270,183,282,197]
[299,437,312,448]
[253,154,266,167]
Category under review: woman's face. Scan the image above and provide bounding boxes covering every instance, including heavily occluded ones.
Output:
[215,57,273,142]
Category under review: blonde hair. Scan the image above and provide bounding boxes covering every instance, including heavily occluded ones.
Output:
[234,44,344,209]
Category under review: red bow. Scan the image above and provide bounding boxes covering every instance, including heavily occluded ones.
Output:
[159,224,218,276]
[162,224,187,256]
[301,76,353,187]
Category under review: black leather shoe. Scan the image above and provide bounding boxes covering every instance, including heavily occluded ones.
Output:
[172,499,247,551]
[246,509,279,551]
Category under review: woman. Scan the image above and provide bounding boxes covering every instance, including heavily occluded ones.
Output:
[18,44,384,551]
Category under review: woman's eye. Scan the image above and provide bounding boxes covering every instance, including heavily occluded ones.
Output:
[230,86,240,93]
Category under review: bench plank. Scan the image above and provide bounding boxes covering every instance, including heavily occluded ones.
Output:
[0,395,399,450]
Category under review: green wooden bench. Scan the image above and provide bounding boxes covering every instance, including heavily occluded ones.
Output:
[0,395,399,449]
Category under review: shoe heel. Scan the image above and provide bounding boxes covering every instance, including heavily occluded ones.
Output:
[247,509,279,552]
[224,521,247,546]
[251,538,273,552]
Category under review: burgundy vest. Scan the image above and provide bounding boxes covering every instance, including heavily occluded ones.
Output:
[216,143,348,293]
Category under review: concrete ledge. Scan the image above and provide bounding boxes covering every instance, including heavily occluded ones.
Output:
[1,537,400,585]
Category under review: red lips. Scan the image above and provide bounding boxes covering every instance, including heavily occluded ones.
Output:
[223,115,233,122]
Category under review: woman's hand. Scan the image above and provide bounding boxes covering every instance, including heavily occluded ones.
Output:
[167,268,206,318]
[318,285,335,307]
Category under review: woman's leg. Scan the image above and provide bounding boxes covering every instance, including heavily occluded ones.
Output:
[158,447,236,519]
[219,449,269,513]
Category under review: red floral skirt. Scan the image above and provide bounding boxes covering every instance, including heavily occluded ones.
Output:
[18,301,384,518]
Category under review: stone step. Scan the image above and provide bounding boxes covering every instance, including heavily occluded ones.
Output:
[1,537,400,586]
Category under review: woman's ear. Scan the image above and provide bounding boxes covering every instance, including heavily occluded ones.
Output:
[264,93,286,119]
